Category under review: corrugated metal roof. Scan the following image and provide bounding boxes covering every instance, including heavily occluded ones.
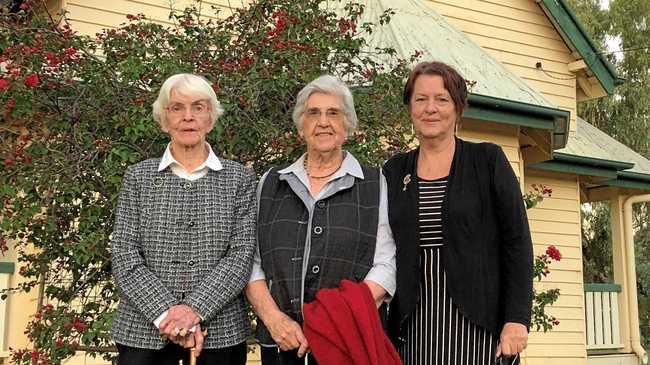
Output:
[559,118,650,176]
[329,0,556,108]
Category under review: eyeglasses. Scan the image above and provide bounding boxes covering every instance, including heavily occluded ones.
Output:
[166,102,210,117]
[304,107,344,122]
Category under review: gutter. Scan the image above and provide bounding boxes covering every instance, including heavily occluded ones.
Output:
[468,93,570,120]
[623,194,650,364]
[467,93,570,149]
[553,152,634,171]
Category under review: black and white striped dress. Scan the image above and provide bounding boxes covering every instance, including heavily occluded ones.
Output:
[399,177,498,365]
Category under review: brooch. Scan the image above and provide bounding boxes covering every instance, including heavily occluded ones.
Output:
[402,174,411,191]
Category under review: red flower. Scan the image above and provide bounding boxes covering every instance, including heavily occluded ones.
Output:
[72,318,87,332]
[275,18,286,32]
[5,98,16,113]
[20,2,30,10]
[0,78,10,91]
[338,18,357,34]
[45,52,60,67]
[30,350,39,361]
[239,56,253,69]
[546,245,562,261]
[24,73,40,88]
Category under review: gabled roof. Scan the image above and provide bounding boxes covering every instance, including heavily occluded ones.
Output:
[538,0,624,94]
[531,118,650,191]
[330,0,570,148]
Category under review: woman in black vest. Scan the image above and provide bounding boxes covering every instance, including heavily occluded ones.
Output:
[383,61,533,365]
[245,75,397,365]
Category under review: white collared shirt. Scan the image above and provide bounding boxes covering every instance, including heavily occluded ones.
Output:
[158,142,223,181]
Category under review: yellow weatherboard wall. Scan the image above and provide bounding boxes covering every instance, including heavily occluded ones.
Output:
[525,170,586,365]
[425,0,578,132]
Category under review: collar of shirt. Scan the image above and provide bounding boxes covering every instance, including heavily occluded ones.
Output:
[278,151,364,190]
[158,142,223,180]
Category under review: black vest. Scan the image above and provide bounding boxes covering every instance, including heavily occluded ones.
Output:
[256,164,380,344]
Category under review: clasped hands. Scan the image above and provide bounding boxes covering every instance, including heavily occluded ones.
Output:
[159,304,208,357]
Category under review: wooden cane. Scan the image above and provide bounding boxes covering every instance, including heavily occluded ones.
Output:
[190,348,197,365]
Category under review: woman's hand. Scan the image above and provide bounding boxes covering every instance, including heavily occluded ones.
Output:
[363,280,387,307]
[159,304,201,339]
[266,310,310,357]
[496,322,528,357]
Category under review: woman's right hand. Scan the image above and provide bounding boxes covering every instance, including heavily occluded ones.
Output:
[266,310,310,357]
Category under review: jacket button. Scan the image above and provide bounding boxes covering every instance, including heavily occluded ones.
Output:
[183,182,192,190]
[316,200,326,208]
[311,265,320,274]
[188,221,195,227]
[188,260,195,267]
[313,226,323,235]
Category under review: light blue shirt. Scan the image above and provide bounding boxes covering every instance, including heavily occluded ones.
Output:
[249,152,397,301]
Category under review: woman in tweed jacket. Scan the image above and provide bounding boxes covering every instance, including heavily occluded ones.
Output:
[111,73,256,365]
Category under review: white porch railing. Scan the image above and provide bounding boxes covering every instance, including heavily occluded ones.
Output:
[585,283,624,350]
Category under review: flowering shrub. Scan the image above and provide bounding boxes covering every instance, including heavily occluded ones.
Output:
[525,184,562,332]
[0,1,416,363]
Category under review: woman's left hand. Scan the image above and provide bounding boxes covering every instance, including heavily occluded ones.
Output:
[363,280,387,308]
[496,322,528,357]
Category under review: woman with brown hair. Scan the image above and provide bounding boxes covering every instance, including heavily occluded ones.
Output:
[383,61,533,364]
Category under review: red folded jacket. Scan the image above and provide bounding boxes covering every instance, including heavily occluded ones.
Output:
[303,280,403,365]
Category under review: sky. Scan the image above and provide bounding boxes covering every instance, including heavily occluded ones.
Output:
[599,0,623,60]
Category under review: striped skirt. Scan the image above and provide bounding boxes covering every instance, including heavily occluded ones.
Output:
[398,247,499,365]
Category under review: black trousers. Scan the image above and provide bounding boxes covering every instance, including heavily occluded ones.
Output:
[260,346,317,365]
[116,342,247,365]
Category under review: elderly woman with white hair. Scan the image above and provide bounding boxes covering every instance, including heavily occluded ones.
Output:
[110,73,256,365]
[245,75,397,365]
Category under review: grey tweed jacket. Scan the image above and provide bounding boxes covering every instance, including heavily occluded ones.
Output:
[110,157,256,349]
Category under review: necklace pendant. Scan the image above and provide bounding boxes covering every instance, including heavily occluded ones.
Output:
[402,174,411,191]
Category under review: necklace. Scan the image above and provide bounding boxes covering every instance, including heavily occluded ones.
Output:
[303,153,344,179]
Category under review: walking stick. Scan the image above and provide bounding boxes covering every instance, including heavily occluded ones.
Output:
[190,348,197,365]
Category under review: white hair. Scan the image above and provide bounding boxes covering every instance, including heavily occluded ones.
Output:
[152,73,224,131]
[292,75,358,134]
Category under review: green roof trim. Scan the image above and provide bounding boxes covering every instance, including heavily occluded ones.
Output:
[584,283,622,292]
[619,171,650,183]
[529,160,618,179]
[466,93,569,148]
[0,261,15,274]
[602,178,650,191]
[539,0,624,94]
[469,93,569,121]
[554,152,634,171]
[464,106,554,130]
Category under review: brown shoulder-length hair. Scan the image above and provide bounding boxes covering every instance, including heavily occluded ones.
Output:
[403,61,468,119]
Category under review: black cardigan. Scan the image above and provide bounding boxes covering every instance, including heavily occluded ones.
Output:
[383,138,533,341]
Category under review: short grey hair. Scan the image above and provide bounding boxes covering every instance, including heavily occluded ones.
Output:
[292,75,358,134]
[152,73,224,132]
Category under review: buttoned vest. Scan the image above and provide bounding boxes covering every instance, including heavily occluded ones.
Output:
[256,165,380,344]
